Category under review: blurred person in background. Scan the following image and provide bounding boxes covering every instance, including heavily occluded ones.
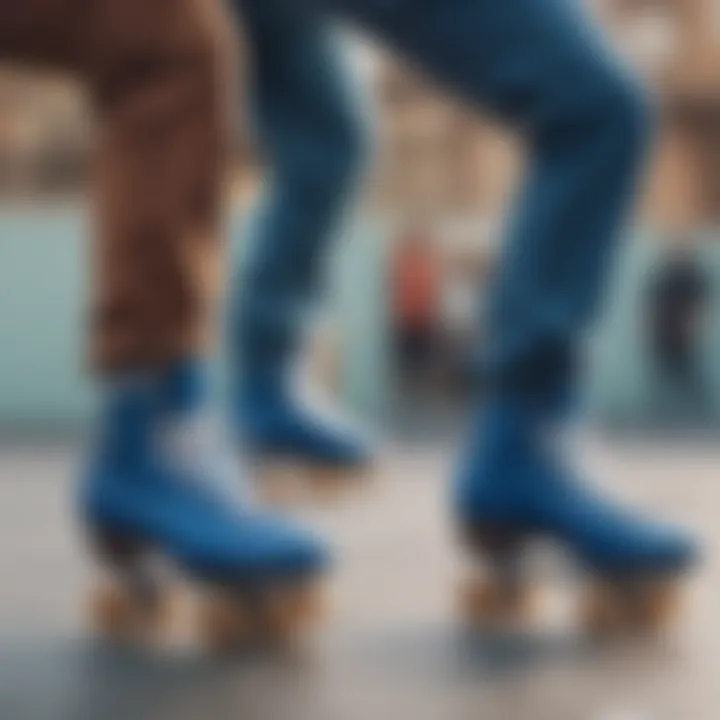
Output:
[391,227,442,399]
[647,243,713,427]
[440,252,487,401]
[1,0,327,644]
[231,0,696,625]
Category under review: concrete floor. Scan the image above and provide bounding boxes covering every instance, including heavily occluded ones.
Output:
[0,437,719,720]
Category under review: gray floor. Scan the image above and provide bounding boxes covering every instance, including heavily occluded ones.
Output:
[0,438,718,720]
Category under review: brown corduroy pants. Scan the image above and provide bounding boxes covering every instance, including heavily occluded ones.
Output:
[0,0,235,373]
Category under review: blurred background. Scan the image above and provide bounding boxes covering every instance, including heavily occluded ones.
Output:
[2,1,720,718]
[1,0,720,437]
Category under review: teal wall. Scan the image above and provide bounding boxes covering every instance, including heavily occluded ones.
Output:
[0,204,392,430]
[1,203,719,430]
[587,232,720,426]
[334,215,391,421]
[0,206,94,429]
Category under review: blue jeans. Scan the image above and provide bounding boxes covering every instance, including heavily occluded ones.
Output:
[232,0,368,381]
[233,0,649,402]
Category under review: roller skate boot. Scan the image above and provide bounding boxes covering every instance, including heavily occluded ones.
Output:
[81,361,329,650]
[237,372,371,503]
[454,398,697,637]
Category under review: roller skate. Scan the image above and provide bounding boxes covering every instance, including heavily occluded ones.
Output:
[454,397,697,638]
[237,371,372,504]
[81,361,329,651]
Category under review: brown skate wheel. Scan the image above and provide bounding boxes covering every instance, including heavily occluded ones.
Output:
[258,582,325,642]
[89,579,170,639]
[623,580,680,634]
[199,582,324,651]
[293,583,326,624]
[581,578,680,637]
[198,592,254,651]
[581,582,628,636]
[308,465,372,503]
[457,575,533,625]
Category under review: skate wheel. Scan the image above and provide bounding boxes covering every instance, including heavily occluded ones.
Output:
[308,465,372,504]
[457,576,533,626]
[258,582,326,642]
[199,582,324,651]
[581,579,680,637]
[198,593,254,651]
[89,580,170,639]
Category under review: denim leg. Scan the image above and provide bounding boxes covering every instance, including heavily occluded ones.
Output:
[232,0,370,381]
[329,0,650,402]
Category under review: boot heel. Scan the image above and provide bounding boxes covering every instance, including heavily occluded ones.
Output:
[464,524,527,556]
[88,525,148,567]
[86,526,171,640]
[457,524,533,626]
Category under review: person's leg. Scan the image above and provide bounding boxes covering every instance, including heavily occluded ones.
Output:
[231,0,371,482]
[332,0,646,388]
[0,0,235,371]
[327,0,696,626]
[0,0,327,646]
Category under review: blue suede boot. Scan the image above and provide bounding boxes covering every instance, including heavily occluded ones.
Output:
[236,370,371,498]
[454,396,697,633]
[81,360,329,646]
[228,0,373,498]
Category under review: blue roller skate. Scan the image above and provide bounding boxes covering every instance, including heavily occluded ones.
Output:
[454,397,698,635]
[237,370,372,502]
[81,360,329,649]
